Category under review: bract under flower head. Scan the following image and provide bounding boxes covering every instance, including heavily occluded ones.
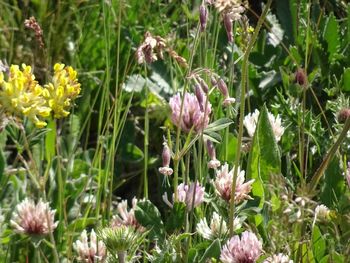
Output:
[169,92,211,133]
[0,64,51,128]
[44,63,81,118]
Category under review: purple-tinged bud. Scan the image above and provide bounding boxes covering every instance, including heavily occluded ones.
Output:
[195,84,205,111]
[200,79,209,94]
[207,140,216,160]
[217,78,229,98]
[159,143,173,176]
[199,4,208,32]
[211,76,218,86]
[207,140,221,169]
[338,108,350,123]
[223,14,233,43]
[295,68,307,87]
[162,143,171,167]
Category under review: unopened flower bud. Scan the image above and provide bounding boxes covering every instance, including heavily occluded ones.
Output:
[295,68,307,87]
[195,84,205,111]
[206,140,216,160]
[223,14,233,43]
[337,108,350,123]
[211,76,217,87]
[217,78,229,98]
[207,140,220,169]
[200,79,209,94]
[159,143,173,176]
[162,143,171,167]
[199,4,208,32]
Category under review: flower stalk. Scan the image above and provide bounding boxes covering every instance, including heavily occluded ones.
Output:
[229,0,272,236]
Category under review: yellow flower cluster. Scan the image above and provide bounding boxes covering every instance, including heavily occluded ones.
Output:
[44,63,81,118]
[0,63,81,128]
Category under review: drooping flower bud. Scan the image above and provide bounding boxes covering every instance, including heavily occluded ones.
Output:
[337,108,350,123]
[211,76,217,87]
[223,14,233,43]
[195,84,205,111]
[295,68,307,87]
[199,4,208,32]
[217,78,235,106]
[200,78,209,94]
[217,78,229,98]
[158,143,173,176]
[206,140,220,169]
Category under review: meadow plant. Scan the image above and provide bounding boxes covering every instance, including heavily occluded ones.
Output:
[0,0,350,262]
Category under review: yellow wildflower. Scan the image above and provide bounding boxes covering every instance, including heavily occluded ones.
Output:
[0,64,51,128]
[44,63,81,118]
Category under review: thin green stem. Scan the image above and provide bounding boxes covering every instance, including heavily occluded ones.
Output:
[229,0,272,236]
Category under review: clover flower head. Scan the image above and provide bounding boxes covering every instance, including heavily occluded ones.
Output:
[163,181,205,211]
[10,198,57,236]
[136,32,166,64]
[214,163,254,203]
[243,109,285,142]
[178,181,205,210]
[111,198,144,231]
[169,92,212,133]
[196,212,242,240]
[220,231,262,263]
[0,64,51,128]
[315,204,330,221]
[74,229,107,263]
[213,0,246,15]
[263,253,293,263]
[44,63,81,118]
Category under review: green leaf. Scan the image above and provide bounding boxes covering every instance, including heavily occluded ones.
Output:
[199,239,221,263]
[342,68,350,92]
[203,132,222,144]
[320,158,345,208]
[219,133,237,163]
[312,225,326,262]
[45,120,56,161]
[135,200,165,242]
[204,118,233,133]
[246,106,281,217]
[165,202,186,233]
[120,143,144,163]
[323,13,339,62]
[67,217,96,232]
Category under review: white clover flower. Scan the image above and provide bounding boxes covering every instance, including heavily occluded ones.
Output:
[74,229,107,263]
[197,212,242,240]
[315,204,330,220]
[243,109,285,142]
[263,253,293,263]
